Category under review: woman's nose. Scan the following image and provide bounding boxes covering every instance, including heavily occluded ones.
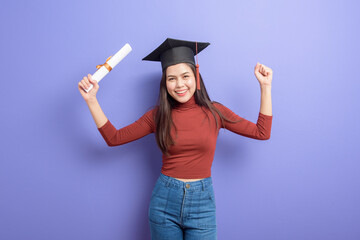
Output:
[176,79,185,87]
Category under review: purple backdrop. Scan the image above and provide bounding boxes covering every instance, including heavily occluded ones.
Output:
[1,0,359,239]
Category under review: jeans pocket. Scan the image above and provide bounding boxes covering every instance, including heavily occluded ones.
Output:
[197,187,217,229]
[207,187,216,208]
[148,181,168,225]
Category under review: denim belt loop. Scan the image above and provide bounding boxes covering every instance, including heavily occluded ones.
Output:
[165,176,171,187]
[201,180,205,191]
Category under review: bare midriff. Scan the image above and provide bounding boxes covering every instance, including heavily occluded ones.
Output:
[174,178,205,182]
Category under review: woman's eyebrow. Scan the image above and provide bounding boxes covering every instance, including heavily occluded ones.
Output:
[167,72,190,77]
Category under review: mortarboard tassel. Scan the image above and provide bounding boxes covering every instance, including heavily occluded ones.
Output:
[195,42,200,90]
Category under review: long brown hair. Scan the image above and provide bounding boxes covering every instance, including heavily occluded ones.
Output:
[153,63,243,156]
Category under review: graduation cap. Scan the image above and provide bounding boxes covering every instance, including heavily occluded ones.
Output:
[142,38,210,90]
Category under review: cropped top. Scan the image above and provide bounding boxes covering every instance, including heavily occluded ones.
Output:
[97,95,273,178]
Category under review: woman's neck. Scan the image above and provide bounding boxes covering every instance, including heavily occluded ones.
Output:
[173,94,197,110]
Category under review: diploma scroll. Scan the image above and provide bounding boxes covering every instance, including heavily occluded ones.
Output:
[85,43,132,92]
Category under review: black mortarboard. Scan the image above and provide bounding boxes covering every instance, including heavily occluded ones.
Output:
[142,38,210,90]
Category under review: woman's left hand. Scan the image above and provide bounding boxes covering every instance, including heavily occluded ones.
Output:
[254,63,273,87]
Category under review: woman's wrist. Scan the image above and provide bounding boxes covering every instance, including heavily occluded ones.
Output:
[86,97,98,105]
[260,84,272,90]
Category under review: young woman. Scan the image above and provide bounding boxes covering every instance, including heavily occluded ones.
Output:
[78,38,273,240]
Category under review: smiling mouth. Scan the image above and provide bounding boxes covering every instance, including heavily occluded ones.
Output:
[175,89,188,94]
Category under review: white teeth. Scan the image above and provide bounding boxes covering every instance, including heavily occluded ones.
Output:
[176,90,187,94]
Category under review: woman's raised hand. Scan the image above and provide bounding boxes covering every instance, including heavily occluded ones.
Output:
[78,74,99,102]
[254,63,273,87]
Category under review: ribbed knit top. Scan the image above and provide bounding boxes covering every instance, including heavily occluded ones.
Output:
[98,95,273,178]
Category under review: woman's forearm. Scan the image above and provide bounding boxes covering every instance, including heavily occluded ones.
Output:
[86,99,109,128]
[259,85,272,116]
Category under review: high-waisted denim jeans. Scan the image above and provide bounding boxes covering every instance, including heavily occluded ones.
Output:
[148,172,217,240]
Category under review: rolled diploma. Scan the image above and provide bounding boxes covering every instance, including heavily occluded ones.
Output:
[85,43,132,92]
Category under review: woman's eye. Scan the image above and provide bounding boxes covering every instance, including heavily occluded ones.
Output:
[184,75,189,78]
[169,78,174,81]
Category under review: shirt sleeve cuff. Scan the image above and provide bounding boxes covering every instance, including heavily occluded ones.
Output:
[259,112,273,118]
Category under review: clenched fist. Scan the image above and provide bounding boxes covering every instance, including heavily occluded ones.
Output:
[78,74,99,103]
[254,63,273,87]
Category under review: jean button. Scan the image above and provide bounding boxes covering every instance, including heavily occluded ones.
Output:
[186,184,190,189]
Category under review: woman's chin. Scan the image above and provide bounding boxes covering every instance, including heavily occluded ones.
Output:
[172,92,188,102]
[176,95,192,103]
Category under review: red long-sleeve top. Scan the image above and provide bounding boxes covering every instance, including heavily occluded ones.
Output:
[97,95,273,178]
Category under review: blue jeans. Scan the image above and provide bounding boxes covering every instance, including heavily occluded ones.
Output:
[148,172,217,240]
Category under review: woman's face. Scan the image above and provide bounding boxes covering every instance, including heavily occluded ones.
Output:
[165,63,196,103]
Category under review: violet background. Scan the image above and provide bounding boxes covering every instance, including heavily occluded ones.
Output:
[1,0,359,239]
